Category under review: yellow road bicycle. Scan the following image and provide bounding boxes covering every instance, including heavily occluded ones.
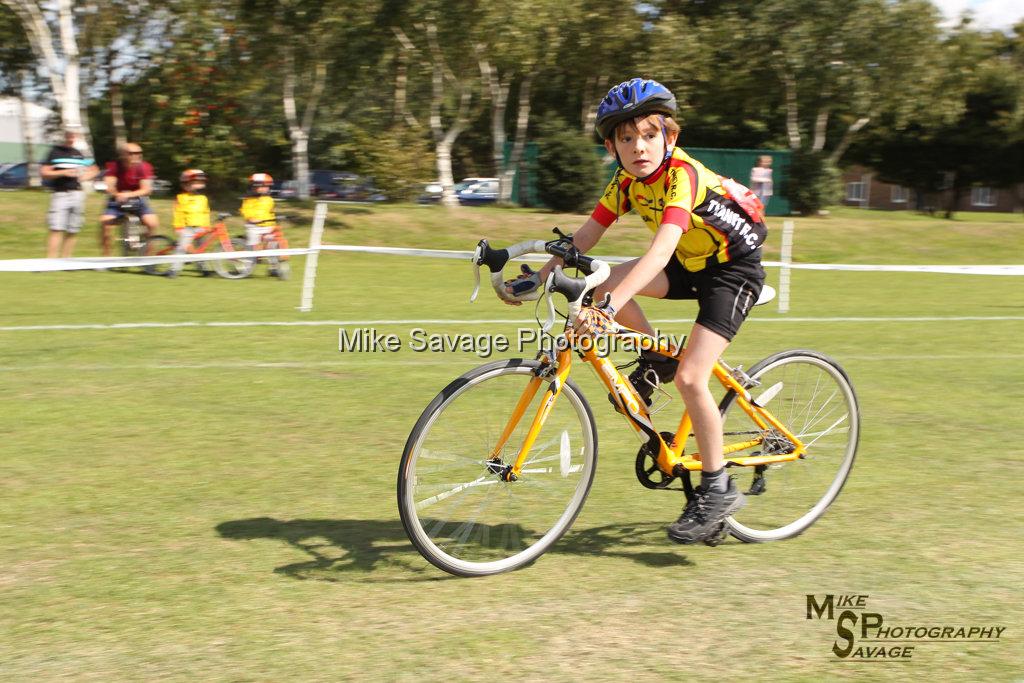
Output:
[398,231,860,577]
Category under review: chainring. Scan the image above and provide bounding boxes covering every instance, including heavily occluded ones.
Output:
[635,431,683,490]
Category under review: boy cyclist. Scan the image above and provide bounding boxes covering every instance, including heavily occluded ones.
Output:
[167,169,211,278]
[504,78,767,544]
[240,172,288,276]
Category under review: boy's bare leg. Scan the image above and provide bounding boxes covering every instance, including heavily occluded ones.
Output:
[674,323,730,473]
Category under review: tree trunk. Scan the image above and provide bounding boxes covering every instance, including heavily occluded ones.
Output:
[478,55,510,200]
[283,46,327,200]
[783,71,801,150]
[111,82,127,150]
[394,50,418,127]
[501,73,533,205]
[15,75,40,187]
[424,20,471,207]
[811,108,829,153]
[828,116,870,165]
[3,0,94,152]
[56,0,83,133]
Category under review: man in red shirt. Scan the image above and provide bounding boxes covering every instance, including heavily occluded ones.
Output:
[99,142,161,256]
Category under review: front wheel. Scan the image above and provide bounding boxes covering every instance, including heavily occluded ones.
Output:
[212,237,254,279]
[398,359,598,577]
[719,350,859,543]
[141,235,176,275]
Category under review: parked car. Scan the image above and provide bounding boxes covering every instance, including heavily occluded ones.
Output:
[417,181,444,204]
[271,180,298,200]
[0,163,29,188]
[308,169,386,201]
[456,178,499,205]
[419,177,499,204]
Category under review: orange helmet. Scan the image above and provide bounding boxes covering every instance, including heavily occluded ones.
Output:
[180,168,207,184]
[248,172,273,186]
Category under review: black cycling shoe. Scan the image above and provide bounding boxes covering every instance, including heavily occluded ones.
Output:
[667,478,746,545]
[609,351,680,411]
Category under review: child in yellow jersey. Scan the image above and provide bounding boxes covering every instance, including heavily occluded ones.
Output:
[503,78,768,545]
[241,172,290,278]
[241,173,276,247]
[167,168,211,278]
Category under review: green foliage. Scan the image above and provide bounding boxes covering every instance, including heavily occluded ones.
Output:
[786,149,841,215]
[534,120,604,213]
[319,123,437,202]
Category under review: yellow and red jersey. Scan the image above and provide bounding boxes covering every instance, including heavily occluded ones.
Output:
[172,192,210,230]
[240,193,276,225]
[591,147,767,272]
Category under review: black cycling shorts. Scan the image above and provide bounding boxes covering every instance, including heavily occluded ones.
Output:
[662,254,765,341]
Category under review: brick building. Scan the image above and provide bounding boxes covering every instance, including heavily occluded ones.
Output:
[841,165,1023,213]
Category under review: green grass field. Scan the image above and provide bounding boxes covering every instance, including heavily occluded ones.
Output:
[1,190,1022,680]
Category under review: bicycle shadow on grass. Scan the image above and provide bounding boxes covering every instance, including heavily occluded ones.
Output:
[215,518,691,582]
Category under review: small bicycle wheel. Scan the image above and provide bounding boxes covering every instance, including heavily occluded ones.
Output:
[141,235,176,275]
[212,237,254,279]
[398,359,598,577]
[719,350,859,542]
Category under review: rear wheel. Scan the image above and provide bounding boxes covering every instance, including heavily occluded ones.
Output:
[212,237,254,279]
[119,217,151,257]
[718,350,859,542]
[398,359,598,577]
[141,235,175,275]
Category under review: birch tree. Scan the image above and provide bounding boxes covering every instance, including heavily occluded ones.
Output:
[393,11,478,207]
[1,0,92,150]
[239,0,378,199]
[475,1,562,204]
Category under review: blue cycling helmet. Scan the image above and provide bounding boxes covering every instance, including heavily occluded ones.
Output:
[595,78,677,140]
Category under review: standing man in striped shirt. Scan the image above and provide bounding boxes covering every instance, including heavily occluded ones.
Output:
[40,128,98,258]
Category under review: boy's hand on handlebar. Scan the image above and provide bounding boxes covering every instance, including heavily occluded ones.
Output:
[501,264,542,306]
[575,300,617,336]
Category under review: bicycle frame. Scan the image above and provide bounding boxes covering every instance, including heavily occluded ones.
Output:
[491,322,807,482]
[189,221,234,253]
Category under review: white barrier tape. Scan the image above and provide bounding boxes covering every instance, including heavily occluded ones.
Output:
[0,248,310,272]
[1,242,1022,275]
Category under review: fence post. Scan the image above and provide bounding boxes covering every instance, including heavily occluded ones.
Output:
[778,219,794,314]
[298,202,328,312]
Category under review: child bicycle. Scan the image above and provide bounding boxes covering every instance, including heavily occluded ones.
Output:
[398,231,860,577]
[237,216,291,280]
[143,213,253,279]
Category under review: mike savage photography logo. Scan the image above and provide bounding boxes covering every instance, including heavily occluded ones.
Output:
[337,326,686,358]
[806,594,1006,663]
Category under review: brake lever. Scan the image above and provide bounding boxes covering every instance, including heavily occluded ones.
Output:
[542,271,557,333]
[470,244,482,303]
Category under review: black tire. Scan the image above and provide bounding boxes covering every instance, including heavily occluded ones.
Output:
[141,235,176,275]
[398,359,598,577]
[718,350,859,543]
